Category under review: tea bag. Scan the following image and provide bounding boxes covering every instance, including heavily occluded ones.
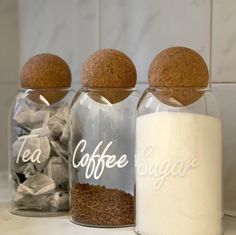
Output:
[47,191,69,210]
[60,123,70,144]
[12,136,40,174]
[31,126,51,137]
[15,125,31,137]
[17,173,56,196]
[47,116,66,138]
[12,135,51,173]
[15,193,49,210]
[47,105,69,139]
[50,140,68,159]
[12,135,40,158]
[13,95,35,118]
[17,162,37,178]
[55,104,69,121]
[43,156,68,187]
[14,109,50,129]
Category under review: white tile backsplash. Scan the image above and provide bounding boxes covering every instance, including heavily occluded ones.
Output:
[18,0,100,83]
[0,84,18,172]
[17,0,211,83]
[212,0,236,82]
[101,0,211,82]
[212,84,236,214]
[0,0,19,83]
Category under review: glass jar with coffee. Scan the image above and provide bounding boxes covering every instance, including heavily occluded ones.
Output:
[69,49,140,227]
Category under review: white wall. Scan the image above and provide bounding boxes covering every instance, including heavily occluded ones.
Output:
[18,0,211,82]
[0,0,19,172]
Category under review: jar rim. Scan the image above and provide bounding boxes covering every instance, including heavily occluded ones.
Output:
[148,86,210,92]
[18,87,74,92]
[81,87,137,92]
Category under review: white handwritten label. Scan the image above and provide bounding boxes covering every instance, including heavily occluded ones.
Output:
[136,145,198,190]
[72,139,129,180]
[16,135,42,164]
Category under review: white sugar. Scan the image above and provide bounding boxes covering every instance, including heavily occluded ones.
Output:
[135,112,222,235]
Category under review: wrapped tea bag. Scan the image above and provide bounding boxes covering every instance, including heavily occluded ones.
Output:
[15,193,49,211]
[17,173,56,196]
[55,104,69,121]
[47,105,69,139]
[15,190,69,211]
[43,156,68,187]
[17,162,37,178]
[14,109,50,129]
[31,127,51,137]
[60,123,70,144]
[50,140,68,159]
[12,135,51,173]
[47,191,69,211]
[15,125,31,137]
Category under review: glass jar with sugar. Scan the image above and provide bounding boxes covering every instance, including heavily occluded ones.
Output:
[135,47,222,235]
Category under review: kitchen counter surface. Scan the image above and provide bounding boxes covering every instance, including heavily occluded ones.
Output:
[0,172,236,235]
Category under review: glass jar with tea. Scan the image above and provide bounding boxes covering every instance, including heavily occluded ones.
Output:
[9,54,74,216]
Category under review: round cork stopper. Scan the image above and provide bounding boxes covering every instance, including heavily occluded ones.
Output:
[81,49,136,88]
[148,47,209,106]
[20,53,71,104]
[81,49,137,103]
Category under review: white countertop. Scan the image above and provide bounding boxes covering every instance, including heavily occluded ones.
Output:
[0,172,236,235]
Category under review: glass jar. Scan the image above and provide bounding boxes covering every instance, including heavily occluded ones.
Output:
[135,87,222,235]
[9,88,74,217]
[69,87,140,227]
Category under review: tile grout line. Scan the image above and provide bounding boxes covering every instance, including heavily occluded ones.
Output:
[209,0,213,83]
[98,0,102,50]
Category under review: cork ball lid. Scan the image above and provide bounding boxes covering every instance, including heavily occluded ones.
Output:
[21,53,71,89]
[20,53,71,104]
[81,49,137,88]
[148,47,209,106]
[149,47,209,87]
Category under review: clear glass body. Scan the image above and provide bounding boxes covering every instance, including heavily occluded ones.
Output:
[135,87,223,235]
[69,88,140,227]
[9,88,74,217]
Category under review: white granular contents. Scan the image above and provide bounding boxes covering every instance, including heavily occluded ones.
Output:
[135,112,222,235]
